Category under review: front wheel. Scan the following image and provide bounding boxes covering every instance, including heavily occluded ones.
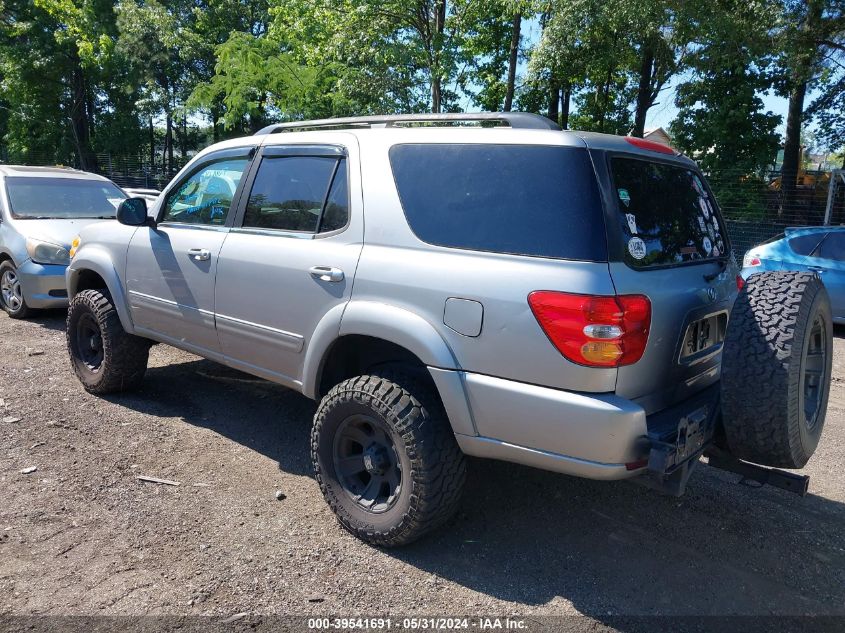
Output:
[312,370,466,547]
[0,260,32,319]
[66,289,151,394]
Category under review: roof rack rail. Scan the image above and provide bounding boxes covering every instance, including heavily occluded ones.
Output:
[255,112,561,135]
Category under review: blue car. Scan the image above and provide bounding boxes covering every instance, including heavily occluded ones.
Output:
[741,226,845,324]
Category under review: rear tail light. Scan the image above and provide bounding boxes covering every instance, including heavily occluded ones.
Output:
[736,275,745,291]
[742,253,761,268]
[528,292,651,367]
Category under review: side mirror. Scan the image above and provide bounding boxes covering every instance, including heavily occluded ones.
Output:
[116,198,152,227]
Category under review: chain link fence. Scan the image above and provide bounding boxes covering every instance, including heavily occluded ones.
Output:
[709,168,845,258]
[0,148,188,192]
[3,147,844,258]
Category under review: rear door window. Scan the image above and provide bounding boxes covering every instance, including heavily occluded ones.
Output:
[243,156,339,232]
[610,157,728,267]
[789,233,827,256]
[816,233,845,262]
[389,144,606,261]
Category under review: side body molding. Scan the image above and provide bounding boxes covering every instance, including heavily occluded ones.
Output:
[66,246,134,333]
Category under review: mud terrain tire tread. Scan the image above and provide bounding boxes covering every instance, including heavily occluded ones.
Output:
[66,289,150,394]
[312,369,466,547]
[721,271,832,468]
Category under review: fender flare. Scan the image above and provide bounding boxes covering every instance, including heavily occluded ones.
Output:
[301,301,459,400]
[66,246,134,333]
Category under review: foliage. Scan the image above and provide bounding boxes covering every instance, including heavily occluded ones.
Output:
[0,0,843,173]
[670,0,783,174]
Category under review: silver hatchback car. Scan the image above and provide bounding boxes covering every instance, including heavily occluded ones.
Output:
[65,113,833,546]
[0,165,126,318]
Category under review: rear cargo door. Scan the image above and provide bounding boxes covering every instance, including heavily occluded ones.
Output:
[594,152,739,415]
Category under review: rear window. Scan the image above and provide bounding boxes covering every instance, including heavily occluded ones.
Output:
[6,176,126,220]
[389,144,606,261]
[610,158,727,268]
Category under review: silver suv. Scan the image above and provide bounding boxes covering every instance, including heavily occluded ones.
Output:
[65,113,833,546]
[0,165,125,318]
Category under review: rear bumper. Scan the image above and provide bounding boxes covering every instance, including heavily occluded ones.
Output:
[439,370,718,485]
[18,260,69,308]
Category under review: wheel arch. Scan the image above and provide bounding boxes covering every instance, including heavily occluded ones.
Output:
[67,248,134,333]
[302,301,476,437]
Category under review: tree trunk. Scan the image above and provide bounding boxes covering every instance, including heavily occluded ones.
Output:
[211,102,221,143]
[561,82,571,130]
[633,37,656,137]
[781,80,806,215]
[148,116,155,169]
[180,111,187,160]
[430,0,447,113]
[165,110,174,176]
[503,12,521,111]
[69,56,97,172]
[548,81,560,124]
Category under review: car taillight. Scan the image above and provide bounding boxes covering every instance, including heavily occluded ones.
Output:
[736,275,745,291]
[528,292,651,367]
[742,253,761,267]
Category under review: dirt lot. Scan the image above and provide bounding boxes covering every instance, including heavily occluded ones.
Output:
[1,310,844,623]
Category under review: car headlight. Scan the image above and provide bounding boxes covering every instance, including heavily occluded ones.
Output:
[26,238,71,266]
[69,236,81,258]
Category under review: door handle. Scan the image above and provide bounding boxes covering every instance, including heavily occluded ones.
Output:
[188,248,211,262]
[309,266,344,282]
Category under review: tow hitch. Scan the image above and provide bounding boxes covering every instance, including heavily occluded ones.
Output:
[704,446,810,496]
[636,396,810,497]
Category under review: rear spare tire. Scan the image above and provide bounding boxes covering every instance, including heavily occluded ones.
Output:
[721,271,832,468]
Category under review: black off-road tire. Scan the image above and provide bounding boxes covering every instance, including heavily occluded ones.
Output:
[721,271,833,468]
[312,369,467,547]
[0,260,33,319]
[66,289,151,394]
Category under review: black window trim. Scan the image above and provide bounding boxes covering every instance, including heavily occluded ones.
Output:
[158,146,257,227]
[231,145,351,237]
[388,142,608,263]
[603,151,732,272]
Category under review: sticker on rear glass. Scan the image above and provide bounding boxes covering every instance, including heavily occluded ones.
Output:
[697,216,706,232]
[625,213,638,234]
[699,198,709,218]
[628,237,647,260]
[707,224,716,242]
[618,188,631,207]
[702,236,712,255]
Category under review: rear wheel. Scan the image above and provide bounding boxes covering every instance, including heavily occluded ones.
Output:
[0,261,32,319]
[721,271,833,468]
[312,369,466,546]
[66,289,151,394]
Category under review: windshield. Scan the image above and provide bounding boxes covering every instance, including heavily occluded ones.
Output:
[611,157,728,268]
[5,176,126,219]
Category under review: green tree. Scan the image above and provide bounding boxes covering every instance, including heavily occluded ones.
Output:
[670,0,782,175]
[777,0,844,205]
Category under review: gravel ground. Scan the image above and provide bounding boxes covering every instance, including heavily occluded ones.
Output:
[1,310,844,623]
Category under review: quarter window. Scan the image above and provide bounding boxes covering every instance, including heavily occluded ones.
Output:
[161,157,248,225]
